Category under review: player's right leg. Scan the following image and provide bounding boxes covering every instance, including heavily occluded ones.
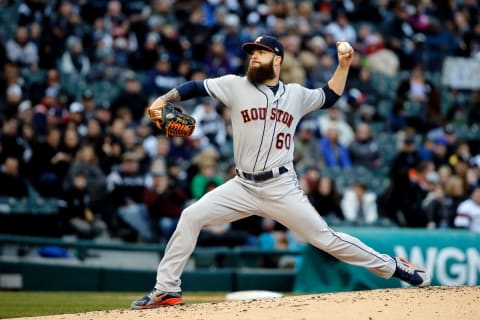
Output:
[131,177,259,309]
[259,172,430,287]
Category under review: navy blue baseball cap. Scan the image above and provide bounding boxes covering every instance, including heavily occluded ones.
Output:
[242,35,284,61]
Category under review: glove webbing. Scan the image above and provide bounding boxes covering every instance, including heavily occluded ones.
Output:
[165,114,195,137]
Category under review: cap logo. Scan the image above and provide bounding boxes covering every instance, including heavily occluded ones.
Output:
[255,36,263,43]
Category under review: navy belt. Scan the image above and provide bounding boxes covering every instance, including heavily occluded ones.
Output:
[236,166,288,182]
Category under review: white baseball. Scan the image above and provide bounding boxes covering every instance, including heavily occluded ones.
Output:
[338,41,352,54]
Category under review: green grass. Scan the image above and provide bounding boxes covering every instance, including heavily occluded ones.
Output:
[0,291,225,319]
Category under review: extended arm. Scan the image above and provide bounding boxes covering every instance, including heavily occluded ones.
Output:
[149,80,208,109]
[327,41,354,95]
[317,42,354,109]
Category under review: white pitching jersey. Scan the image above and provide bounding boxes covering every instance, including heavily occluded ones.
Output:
[204,75,326,172]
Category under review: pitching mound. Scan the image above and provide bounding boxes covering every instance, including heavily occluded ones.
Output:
[12,286,480,320]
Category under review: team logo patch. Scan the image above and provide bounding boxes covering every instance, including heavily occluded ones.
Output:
[255,36,263,43]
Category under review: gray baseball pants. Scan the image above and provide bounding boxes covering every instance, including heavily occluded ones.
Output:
[155,170,396,292]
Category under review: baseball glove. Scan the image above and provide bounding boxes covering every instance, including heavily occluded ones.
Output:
[147,103,196,137]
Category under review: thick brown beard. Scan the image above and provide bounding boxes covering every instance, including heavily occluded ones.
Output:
[246,58,275,84]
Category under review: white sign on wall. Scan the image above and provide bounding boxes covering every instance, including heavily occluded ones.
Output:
[441,57,480,90]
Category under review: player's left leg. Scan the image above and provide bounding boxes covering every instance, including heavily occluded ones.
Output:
[259,172,430,287]
[131,177,261,309]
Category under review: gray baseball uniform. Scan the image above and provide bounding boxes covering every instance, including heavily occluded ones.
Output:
[154,75,396,292]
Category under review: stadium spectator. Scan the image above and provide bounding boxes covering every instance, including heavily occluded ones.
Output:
[77,89,97,122]
[135,119,157,160]
[110,71,149,123]
[57,126,79,168]
[309,176,343,224]
[143,54,180,99]
[448,140,472,168]
[466,90,480,127]
[324,10,356,44]
[58,36,91,77]
[382,3,416,70]
[216,13,249,71]
[454,186,480,233]
[0,116,25,161]
[47,1,79,62]
[203,34,236,78]
[29,68,71,107]
[445,99,469,127]
[106,151,151,242]
[244,12,265,42]
[363,32,400,77]
[59,170,109,239]
[5,26,39,70]
[380,136,423,225]
[130,31,160,71]
[293,118,322,175]
[17,0,47,27]
[67,102,87,136]
[118,125,137,151]
[349,122,382,168]
[389,136,423,180]
[310,51,337,88]
[418,135,436,161]
[317,103,354,147]
[425,174,466,229]
[395,64,443,133]
[17,100,33,124]
[17,121,36,170]
[97,132,123,175]
[347,68,381,109]
[62,143,107,210]
[430,136,451,169]
[190,149,223,199]
[298,166,322,196]
[143,168,187,242]
[280,34,307,85]
[88,50,127,82]
[341,181,379,226]
[0,156,29,198]
[28,126,65,197]
[319,125,351,169]
[190,97,227,152]
[5,83,23,115]
[103,0,129,39]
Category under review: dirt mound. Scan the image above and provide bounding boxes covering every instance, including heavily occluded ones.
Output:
[13,286,480,320]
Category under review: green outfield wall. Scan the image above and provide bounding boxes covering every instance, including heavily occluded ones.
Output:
[294,227,480,292]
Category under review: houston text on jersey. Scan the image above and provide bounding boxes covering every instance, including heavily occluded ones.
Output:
[240,107,294,128]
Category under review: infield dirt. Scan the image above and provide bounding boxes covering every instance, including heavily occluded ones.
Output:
[10,285,480,320]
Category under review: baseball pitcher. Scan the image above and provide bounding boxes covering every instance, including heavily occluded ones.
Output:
[131,35,431,309]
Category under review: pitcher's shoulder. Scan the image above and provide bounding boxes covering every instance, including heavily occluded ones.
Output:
[206,74,246,85]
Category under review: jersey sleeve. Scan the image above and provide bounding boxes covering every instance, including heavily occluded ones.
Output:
[203,75,240,107]
[297,85,327,116]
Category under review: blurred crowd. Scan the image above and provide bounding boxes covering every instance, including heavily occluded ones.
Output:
[1,0,480,248]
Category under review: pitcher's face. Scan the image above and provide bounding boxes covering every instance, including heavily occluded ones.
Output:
[246,50,276,84]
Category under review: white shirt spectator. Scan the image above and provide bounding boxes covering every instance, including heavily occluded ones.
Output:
[318,105,354,147]
[59,36,91,76]
[6,27,39,68]
[341,183,378,224]
[191,99,227,150]
[324,12,357,44]
[454,188,480,233]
